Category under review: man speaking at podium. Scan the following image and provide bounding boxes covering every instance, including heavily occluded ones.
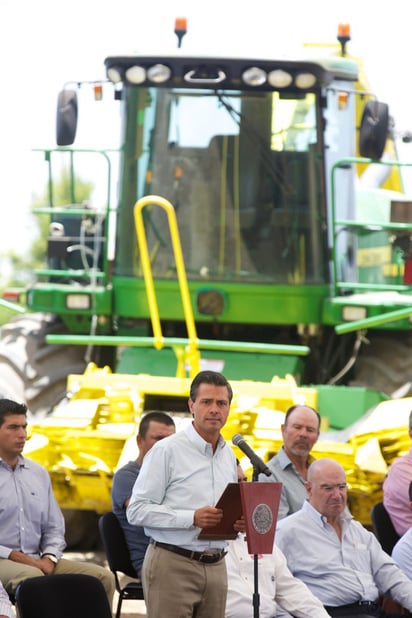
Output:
[127,370,242,618]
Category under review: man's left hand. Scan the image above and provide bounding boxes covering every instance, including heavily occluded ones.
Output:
[233,516,246,532]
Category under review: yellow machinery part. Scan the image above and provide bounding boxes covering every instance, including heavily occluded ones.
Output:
[24,363,411,527]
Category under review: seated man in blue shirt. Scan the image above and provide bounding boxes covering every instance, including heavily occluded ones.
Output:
[276,457,412,618]
[0,398,115,606]
[111,411,175,577]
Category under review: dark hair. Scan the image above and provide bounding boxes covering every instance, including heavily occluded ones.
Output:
[189,370,233,403]
[0,399,28,426]
[138,411,175,438]
[284,404,321,429]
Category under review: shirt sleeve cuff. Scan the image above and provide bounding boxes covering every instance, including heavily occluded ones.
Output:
[174,511,197,528]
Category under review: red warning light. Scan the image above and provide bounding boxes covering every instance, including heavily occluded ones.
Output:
[175,17,187,48]
[337,23,351,56]
[338,23,350,39]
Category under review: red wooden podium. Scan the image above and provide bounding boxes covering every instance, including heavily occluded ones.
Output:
[199,481,282,617]
[199,482,282,553]
[241,481,282,554]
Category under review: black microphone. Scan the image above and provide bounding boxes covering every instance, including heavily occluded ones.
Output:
[232,434,272,477]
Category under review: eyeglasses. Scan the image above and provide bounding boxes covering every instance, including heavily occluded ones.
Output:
[318,483,348,493]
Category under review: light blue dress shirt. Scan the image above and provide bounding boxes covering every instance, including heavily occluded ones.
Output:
[276,500,412,611]
[0,456,66,560]
[127,423,237,551]
[392,526,412,578]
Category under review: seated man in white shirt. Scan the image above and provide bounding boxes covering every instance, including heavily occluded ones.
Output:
[392,482,412,580]
[276,458,412,618]
[225,462,331,618]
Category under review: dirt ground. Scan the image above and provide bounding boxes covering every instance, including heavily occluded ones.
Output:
[113,595,147,618]
[65,550,147,618]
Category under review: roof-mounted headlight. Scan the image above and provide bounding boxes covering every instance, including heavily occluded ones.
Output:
[147,64,171,83]
[242,66,267,86]
[125,65,147,84]
[295,72,317,89]
[268,69,293,88]
[106,66,123,84]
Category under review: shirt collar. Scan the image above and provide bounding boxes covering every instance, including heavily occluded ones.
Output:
[185,422,226,454]
[277,446,293,469]
[302,499,353,528]
[0,454,28,470]
[277,446,315,471]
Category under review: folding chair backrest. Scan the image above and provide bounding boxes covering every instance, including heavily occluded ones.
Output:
[99,511,145,618]
[15,573,112,618]
[370,501,400,555]
[99,510,139,579]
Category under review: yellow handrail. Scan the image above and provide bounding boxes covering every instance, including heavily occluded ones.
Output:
[133,195,200,376]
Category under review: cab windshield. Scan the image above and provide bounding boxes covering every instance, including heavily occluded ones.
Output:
[119,86,327,284]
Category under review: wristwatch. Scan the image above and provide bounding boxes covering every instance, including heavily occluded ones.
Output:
[42,553,58,564]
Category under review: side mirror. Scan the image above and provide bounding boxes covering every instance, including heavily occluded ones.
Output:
[56,89,78,146]
[359,100,389,160]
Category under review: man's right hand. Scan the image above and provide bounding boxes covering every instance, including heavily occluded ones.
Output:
[39,556,56,575]
[193,506,223,528]
[8,550,55,575]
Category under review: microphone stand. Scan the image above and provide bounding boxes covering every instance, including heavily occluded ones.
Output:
[251,464,260,618]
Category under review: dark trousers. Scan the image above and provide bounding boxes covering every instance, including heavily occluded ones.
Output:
[325,603,407,617]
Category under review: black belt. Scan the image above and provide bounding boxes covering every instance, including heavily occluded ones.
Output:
[150,540,226,564]
[324,601,379,616]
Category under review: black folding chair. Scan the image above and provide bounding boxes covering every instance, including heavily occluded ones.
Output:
[370,501,400,555]
[99,511,145,618]
[15,573,112,618]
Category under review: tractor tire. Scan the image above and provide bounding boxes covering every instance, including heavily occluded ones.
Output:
[0,312,87,417]
[350,332,412,396]
[359,100,389,160]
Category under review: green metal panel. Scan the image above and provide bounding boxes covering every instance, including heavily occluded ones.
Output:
[112,276,329,326]
[316,384,389,430]
[27,285,113,331]
[323,296,412,330]
[116,346,304,381]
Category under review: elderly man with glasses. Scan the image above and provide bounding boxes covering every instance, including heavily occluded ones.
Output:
[276,458,412,618]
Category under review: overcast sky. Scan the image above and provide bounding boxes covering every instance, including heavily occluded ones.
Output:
[1,0,411,253]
